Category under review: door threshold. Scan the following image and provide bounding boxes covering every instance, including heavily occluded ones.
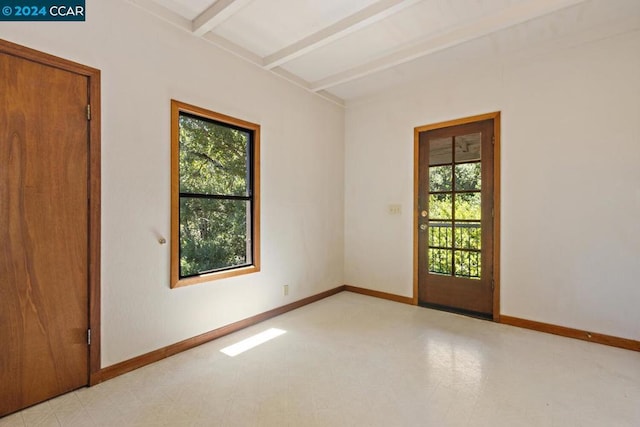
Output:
[418,302,492,321]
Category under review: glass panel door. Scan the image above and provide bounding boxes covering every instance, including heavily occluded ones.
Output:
[427,132,482,279]
[417,118,495,316]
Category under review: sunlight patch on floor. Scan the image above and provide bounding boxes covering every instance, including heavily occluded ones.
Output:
[220,328,286,357]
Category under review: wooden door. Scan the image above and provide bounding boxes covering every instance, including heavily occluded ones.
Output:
[416,117,496,316]
[0,49,90,416]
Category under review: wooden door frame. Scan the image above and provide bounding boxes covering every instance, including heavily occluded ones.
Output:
[0,39,101,384]
[413,112,501,321]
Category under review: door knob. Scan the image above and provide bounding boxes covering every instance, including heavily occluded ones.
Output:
[421,210,428,217]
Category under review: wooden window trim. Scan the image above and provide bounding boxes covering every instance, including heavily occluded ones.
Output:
[170,100,260,288]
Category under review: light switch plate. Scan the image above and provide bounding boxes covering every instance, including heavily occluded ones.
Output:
[388,204,401,215]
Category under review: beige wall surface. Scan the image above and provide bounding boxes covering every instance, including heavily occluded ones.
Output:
[344,29,640,341]
[0,0,345,367]
[2,1,638,368]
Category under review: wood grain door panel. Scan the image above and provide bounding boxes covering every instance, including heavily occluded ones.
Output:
[0,51,89,416]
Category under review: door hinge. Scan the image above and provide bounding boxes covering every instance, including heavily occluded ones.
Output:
[491,280,495,291]
[87,329,91,345]
[492,135,495,144]
[87,104,91,121]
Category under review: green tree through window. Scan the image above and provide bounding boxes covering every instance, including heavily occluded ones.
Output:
[171,101,260,287]
[427,135,482,279]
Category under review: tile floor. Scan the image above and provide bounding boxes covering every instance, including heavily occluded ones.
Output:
[1,292,639,426]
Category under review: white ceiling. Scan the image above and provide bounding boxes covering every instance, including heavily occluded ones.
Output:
[131,0,640,105]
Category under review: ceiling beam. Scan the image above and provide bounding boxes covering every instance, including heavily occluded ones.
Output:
[263,0,420,70]
[202,32,263,66]
[130,0,345,106]
[192,0,253,37]
[310,0,588,91]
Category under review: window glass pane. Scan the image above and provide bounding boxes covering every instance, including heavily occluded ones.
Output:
[429,194,452,219]
[429,137,452,165]
[454,192,481,220]
[455,223,481,250]
[429,248,452,275]
[455,162,481,191]
[429,222,452,248]
[179,113,249,196]
[454,250,481,279]
[179,197,251,277]
[455,133,481,163]
[429,165,452,192]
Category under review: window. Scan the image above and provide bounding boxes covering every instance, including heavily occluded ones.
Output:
[171,100,260,288]
[427,133,482,279]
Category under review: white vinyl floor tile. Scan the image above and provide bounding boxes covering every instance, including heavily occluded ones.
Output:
[2,292,639,426]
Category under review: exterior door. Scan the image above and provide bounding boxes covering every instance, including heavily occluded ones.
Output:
[416,117,496,316]
[0,49,90,415]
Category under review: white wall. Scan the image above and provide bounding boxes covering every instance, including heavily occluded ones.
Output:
[344,29,640,341]
[0,0,344,367]
[2,1,637,369]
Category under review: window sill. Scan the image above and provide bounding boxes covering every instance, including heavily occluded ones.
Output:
[171,265,260,289]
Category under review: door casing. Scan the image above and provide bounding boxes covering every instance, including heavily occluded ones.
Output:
[0,38,101,388]
[413,112,500,321]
